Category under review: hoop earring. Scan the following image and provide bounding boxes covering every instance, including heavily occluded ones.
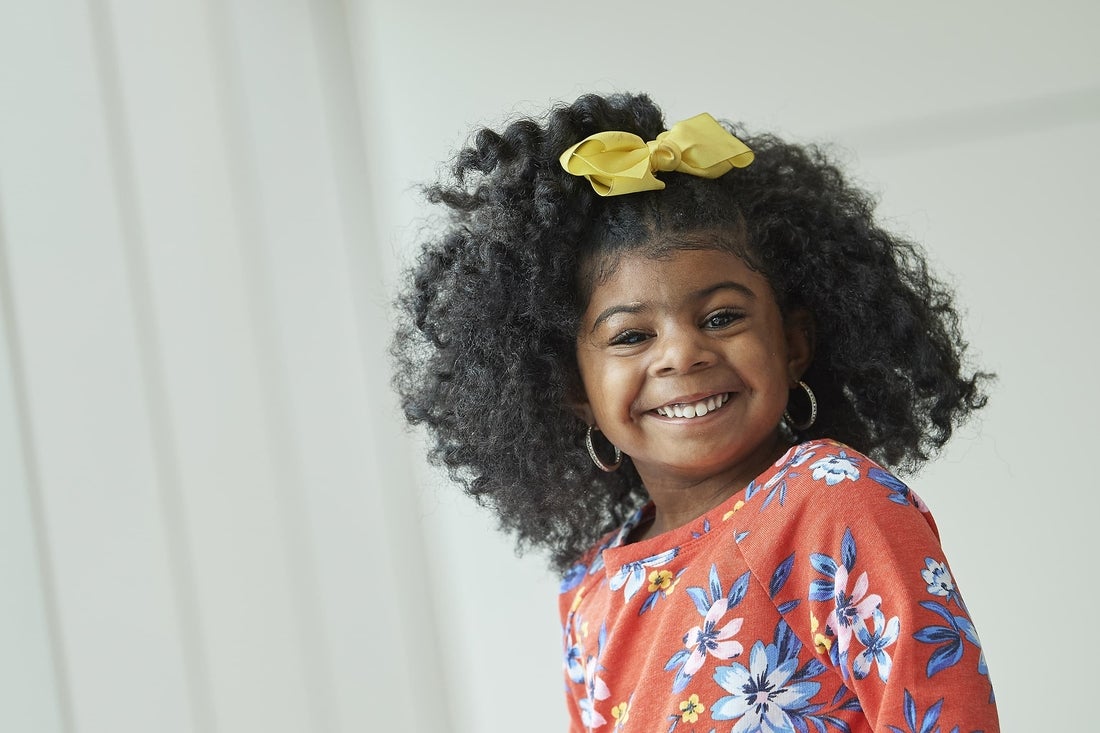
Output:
[586,425,622,472]
[783,380,818,431]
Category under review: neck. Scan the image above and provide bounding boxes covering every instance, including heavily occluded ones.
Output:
[632,431,790,542]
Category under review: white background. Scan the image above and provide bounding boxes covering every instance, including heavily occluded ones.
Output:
[2,1,1097,731]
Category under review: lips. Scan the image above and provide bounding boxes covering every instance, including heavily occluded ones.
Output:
[654,392,731,419]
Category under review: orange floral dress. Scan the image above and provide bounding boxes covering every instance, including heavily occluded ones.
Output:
[558,440,998,732]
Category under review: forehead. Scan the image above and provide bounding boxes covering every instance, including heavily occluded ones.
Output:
[583,248,773,310]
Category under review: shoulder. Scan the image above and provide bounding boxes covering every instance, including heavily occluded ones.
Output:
[725,441,997,728]
[753,440,931,514]
[735,439,940,560]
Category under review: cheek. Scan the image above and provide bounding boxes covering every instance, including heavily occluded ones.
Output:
[575,347,618,398]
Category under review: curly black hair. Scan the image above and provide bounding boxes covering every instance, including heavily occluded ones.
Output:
[392,92,990,573]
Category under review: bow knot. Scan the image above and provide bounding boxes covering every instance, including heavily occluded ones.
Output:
[648,139,683,172]
[559,113,754,197]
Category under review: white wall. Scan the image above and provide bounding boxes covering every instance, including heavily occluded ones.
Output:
[1,1,1096,731]
[1,1,441,731]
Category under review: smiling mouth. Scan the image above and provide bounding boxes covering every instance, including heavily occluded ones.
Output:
[654,393,731,419]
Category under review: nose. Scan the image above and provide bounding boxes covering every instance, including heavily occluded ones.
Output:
[649,326,716,376]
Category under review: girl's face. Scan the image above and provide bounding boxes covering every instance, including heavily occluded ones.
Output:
[574,246,812,487]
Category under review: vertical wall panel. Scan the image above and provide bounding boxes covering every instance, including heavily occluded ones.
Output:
[3,0,449,730]
[0,225,66,733]
[101,0,314,730]
[0,1,196,730]
[214,0,446,729]
[306,1,456,731]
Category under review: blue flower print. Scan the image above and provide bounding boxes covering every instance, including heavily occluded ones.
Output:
[560,563,587,593]
[886,690,956,733]
[564,641,585,684]
[868,467,909,507]
[810,451,861,485]
[921,558,954,598]
[914,556,989,683]
[853,608,900,682]
[609,548,679,601]
[746,442,817,508]
[711,640,821,732]
[920,557,968,617]
[914,600,986,679]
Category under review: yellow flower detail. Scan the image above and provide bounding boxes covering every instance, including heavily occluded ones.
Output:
[570,587,586,613]
[581,620,590,638]
[612,702,629,727]
[665,576,682,596]
[679,694,706,723]
[648,569,674,592]
[811,612,832,654]
[722,500,745,521]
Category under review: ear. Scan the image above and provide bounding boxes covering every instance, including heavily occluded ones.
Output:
[783,308,815,384]
[566,389,596,426]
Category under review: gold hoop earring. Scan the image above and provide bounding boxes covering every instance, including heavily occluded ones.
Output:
[585,426,622,472]
[783,380,818,431]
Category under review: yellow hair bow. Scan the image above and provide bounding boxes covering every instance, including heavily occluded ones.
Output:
[558,113,754,197]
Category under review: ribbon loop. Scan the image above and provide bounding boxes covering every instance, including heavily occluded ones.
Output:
[559,113,754,197]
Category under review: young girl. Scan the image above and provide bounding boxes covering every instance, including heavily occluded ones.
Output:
[393,93,998,732]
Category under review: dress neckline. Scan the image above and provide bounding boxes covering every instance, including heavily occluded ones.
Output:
[599,440,830,572]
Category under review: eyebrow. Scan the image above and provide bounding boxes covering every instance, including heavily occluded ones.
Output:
[699,281,757,301]
[591,303,648,332]
[590,281,757,332]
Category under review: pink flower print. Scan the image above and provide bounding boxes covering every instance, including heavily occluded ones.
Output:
[579,655,610,728]
[681,597,744,676]
[825,564,881,656]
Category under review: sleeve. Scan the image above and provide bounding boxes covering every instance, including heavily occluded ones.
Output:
[557,551,603,733]
[739,445,999,732]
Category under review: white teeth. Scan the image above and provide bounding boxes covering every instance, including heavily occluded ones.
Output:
[656,393,731,420]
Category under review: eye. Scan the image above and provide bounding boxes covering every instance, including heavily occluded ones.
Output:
[703,309,744,329]
[609,329,650,346]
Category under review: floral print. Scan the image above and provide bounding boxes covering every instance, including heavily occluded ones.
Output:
[809,450,861,485]
[682,597,744,676]
[809,527,888,680]
[827,565,882,659]
[664,565,750,692]
[560,440,998,732]
[678,694,704,723]
[578,624,611,729]
[853,607,900,682]
[921,558,954,597]
[610,701,629,731]
[638,568,685,616]
[712,639,821,731]
[609,548,679,601]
